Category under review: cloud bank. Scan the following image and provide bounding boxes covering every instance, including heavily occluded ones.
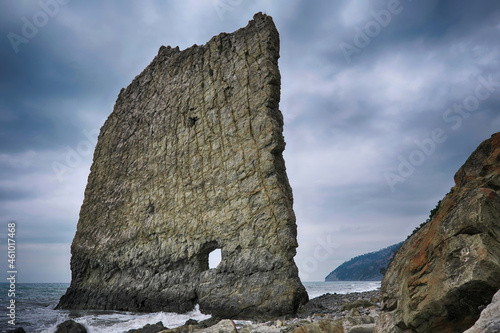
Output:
[0,0,499,282]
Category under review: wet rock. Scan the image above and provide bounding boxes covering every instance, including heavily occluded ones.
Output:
[55,320,87,333]
[184,319,198,326]
[128,321,167,333]
[158,318,221,333]
[376,133,500,332]
[298,290,380,318]
[197,318,222,329]
[160,325,197,333]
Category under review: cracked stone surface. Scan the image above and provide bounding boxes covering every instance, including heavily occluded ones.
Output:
[375,133,500,333]
[57,12,308,319]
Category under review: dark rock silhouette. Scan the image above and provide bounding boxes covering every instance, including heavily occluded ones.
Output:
[55,320,87,333]
[127,321,167,333]
[464,289,500,333]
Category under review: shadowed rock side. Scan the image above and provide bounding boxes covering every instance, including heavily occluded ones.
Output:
[57,12,308,319]
[464,289,500,333]
[375,132,500,333]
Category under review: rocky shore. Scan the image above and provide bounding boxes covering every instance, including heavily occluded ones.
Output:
[124,289,381,333]
[40,289,381,333]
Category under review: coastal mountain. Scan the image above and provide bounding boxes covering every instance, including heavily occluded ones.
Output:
[325,242,403,281]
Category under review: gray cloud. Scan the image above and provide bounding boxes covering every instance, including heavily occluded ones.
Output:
[0,0,499,282]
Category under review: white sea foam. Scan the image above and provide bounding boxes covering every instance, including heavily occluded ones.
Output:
[39,305,211,333]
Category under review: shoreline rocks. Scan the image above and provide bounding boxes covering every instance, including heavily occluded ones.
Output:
[55,320,87,333]
[297,290,380,319]
[128,289,381,333]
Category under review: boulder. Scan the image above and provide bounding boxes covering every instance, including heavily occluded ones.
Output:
[292,319,344,333]
[289,314,377,333]
[57,12,307,319]
[239,323,282,333]
[128,321,167,333]
[55,320,87,333]
[156,318,220,333]
[375,133,500,333]
[159,325,197,333]
[343,315,375,332]
[196,320,237,333]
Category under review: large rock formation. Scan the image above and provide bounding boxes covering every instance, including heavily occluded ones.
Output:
[375,133,500,332]
[57,13,308,319]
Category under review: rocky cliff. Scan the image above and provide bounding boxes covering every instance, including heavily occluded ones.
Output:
[375,133,500,333]
[57,12,308,319]
[325,242,403,281]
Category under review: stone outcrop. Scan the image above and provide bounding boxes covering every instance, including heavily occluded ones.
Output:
[375,133,500,332]
[464,289,500,333]
[57,12,307,318]
[127,289,381,333]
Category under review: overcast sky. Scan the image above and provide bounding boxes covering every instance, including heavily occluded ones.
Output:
[1,0,499,283]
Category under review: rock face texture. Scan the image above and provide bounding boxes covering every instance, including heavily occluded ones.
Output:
[375,133,500,333]
[57,13,308,318]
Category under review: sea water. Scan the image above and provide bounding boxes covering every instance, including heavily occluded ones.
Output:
[304,281,381,299]
[0,281,380,332]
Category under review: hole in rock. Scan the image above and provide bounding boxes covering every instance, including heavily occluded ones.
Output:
[188,116,199,127]
[146,202,155,215]
[208,248,222,269]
